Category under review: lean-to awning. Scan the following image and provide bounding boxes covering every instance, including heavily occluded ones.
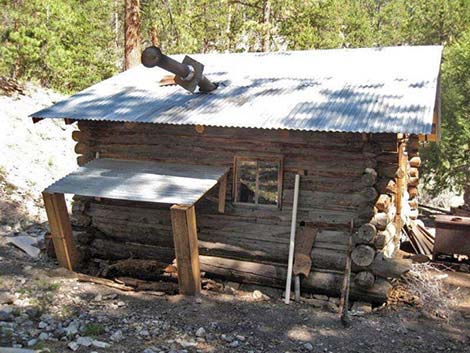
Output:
[43,158,228,295]
[45,158,229,206]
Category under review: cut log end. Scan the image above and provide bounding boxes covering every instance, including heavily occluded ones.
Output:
[351,245,376,267]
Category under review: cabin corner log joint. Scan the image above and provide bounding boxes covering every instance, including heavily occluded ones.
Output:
[31,45,442,302]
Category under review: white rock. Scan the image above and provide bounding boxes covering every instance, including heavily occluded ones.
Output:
[236,335,246,341]
[92,340,110,348]
[27,338,38,347]
[195,327,206,337]
[65,322,79,336]
[229,340,240,348]
[68,341,79,351]
[38,332,49,340]
[38,321,48,329]
[77,336,93,347]
[304,342,314,351]
[110,329,124,342]
[176,338,197,348]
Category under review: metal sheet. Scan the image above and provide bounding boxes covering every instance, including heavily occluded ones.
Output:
[44,158,228,205]
[30,46,442,134]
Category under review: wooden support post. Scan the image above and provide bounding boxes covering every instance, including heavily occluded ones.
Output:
[42,192,78,271]
[218,173,227,213]
[170,204,201,295]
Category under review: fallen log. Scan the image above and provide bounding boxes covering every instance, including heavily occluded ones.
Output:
[77,273,134,291]
[103,259,174,281]
[115,277,179,294]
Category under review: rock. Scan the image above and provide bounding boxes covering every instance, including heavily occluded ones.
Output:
[221,334,233,342]
[117,301,126,307]
[235,335,245,341]
[326,301,338,313]
[38,332,49,341]
[304,342,314,351]
[92,340,110,348]
[0,293,14,305]
[229,340,240,348]
[38,321,48,329]
[0,309,13,322]
[65,321,79,336]
[110,329,124,342]
[351,302,372,314]
[77,336,93,347]
[143,349,156,353]
[26,338,37,347]
[195,327,206,337]
[139,329,150,337]
[252,290,269,301]
[68,341,80,351]
[93,294,102,301]
[176,338,197,348]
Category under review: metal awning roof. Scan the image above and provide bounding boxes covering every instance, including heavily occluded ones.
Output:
[31,45,443,134]
[44,158,228,205]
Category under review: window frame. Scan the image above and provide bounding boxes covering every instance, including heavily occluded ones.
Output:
[232,155,283,209]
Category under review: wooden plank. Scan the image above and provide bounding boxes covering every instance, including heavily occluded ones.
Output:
[218,173,227,213]
[170,204,201,295]
[42,192,78,270]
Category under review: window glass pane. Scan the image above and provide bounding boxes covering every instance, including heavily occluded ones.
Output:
[258,160,279,205]
[237,160,257,203]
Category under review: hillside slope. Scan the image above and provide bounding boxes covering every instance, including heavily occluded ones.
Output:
[0,84,77,231]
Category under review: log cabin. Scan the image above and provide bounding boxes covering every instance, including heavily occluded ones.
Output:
[30,45,443,303]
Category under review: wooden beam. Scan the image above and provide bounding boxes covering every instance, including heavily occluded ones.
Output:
[42,192,78,270]
[218,173,227,213]
[170,204,201,295]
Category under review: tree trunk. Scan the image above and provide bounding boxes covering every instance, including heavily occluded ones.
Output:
[124,0,141,70]
[261,0,271,52]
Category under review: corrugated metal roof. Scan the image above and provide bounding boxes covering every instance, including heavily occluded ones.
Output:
[45,158,228,205]
[31,45,442,134]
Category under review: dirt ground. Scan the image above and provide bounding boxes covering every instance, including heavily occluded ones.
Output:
[1,232,470,353]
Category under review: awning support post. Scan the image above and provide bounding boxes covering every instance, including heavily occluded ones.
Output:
[170,204,201,295]
[42,192,78,271]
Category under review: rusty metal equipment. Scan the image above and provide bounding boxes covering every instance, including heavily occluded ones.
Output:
[433,215,470,258]
[141,46,218,93]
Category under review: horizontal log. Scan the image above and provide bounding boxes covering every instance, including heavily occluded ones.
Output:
[354,271,375,289]
[408,177,419,187]
[409,156,421,168]
[375,194,391,212]
[370,212,390,231]
[198,255,390,303]
[351,245,375,267]
[409,167,419,178]
[354,223,377,244]
[408,186,418,198]
[361,168,378,186]
[311,247,408,279]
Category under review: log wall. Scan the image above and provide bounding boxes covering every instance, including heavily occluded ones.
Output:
[71,121,410,302]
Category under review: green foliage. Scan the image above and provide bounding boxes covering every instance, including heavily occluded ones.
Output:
[83,323,106,337]
[0,0,118,93]
[421,30,470,195]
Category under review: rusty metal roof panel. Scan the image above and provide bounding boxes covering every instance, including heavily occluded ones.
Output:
[45,158,228,205]
[31,45,443,134]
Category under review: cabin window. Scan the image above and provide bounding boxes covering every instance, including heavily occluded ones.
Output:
[233,156,282,208]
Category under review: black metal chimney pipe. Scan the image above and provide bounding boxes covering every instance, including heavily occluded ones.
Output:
[141,46,217,93]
